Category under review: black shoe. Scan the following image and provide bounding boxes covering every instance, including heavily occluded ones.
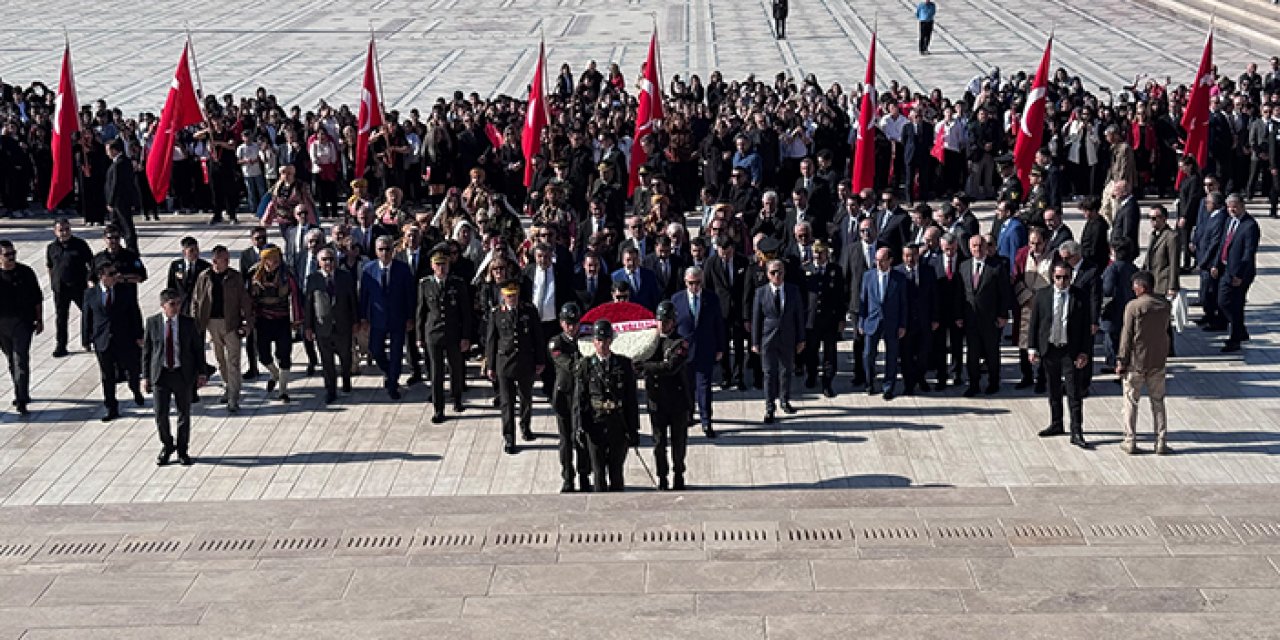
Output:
[405,373,422,385]
[702,425,717,439]
[804,376,817,389]
[1033,380,1046,394]
[1099,367,1116,375]
[985,384,999,395]
[491,396,501,408]
[388,387,401,400]
[279,393,290,403]
[763,410,775,424]
[1038,425,1065,437]
[882,390,895,401]
[736,382,748,392]
[1015,378,1034,389]
[851,376,867,388]
[266,378,277,393]
[753,379,763,390]
[658,477,670,491]
[192,392,201,404]
[917,381,932,393]
[453,400,465,413]
[672,474,685,490]
[822,386,836,398]
[431,412,445,424]
[178,452,194,465]
[963,387,979,398]
[522,427,536,441]
[867,387,878,396]
[934,379,948,390]
[503,438,517,454]
[134,392,145,407]
[324,391,337,404]
[101,410,120,422]
[1070,436,1093,450]
[342,379,352,393]
[1221,342,1242,353]
[52,348,69,358]
[244,369,260,381]
[306,364,317,377]
[780,401,797,414]
[560,481,575,493]
[156,448,174,466]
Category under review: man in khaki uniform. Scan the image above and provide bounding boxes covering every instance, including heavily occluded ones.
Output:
[1116,270,1172,455]
[190,245,253,413]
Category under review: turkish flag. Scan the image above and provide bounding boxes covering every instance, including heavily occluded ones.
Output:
[628,29,664,196]
[522,41,548,187]
[354,37,385,183]
[47,44,79,211]
[930,123,946,164]
[145,43,204,204]
[851,33,878,193]
[1180,28,1213,182]
[1013,35,1052,192]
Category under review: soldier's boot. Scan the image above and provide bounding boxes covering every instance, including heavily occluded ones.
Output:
[658,476,670,491]
[672,474,685,490]
[521,424,535,441]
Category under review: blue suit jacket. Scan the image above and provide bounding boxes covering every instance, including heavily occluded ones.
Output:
[611,267,662,311]
[859,268,908,336]
[1193,207,1225,270]
[996,217,1028,265]
[672,289,725,372]
[359,259,416,329]
[1210,213,1261,282]
[896,263,937,331]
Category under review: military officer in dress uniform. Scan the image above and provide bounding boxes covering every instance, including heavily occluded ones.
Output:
[996,154,1023,209]
[485,281,544,453]
[418,248,473,424]
[638,302,692,491]
[1022,165,1049,230]
[548,302,591,493]
[573,320,641,492]
[801,240,848,397]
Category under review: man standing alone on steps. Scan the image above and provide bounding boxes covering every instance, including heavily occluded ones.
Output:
[772,0,789,39]
[917,0,937,55]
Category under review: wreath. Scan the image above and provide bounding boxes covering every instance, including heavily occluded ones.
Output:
[577,301,660,361]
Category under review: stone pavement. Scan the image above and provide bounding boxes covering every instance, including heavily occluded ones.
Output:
[0,0,1270,116]
[1,486,1280,638]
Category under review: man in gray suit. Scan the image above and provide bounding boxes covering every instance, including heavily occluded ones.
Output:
[304,247,358,404]
[751,259,806,423]
[82,262,144,422]
[142,289,207,466]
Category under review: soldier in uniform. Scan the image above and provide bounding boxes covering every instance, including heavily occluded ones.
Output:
[485,280,545,453]
[417,248,473,424]
[996,154,1023,209]
[638,301,692,490]
[573,320,641,492]
[801,240,848,397]
[1022,165,1049,230]
[549,302,591,492]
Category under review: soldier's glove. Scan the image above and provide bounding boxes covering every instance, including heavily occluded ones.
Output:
[626,431,640,447]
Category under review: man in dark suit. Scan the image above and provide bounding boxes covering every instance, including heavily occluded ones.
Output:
[1076,196,1111,270]
[931,233,966,388]
[960,235,1012,396]
[616,215,652,264]
[704,236,750,390]
[672,267,724,437]
[752,259,805,422]
[842,217,880,386]
[611,247,661,311]
[104,139,141,252]
[142,289,207,466]
[304,247,358,404]
[1109,180,1141,259]
[1041,208,1074,253]
[1028,263,1094,449]
[902,109,935,203]
[1192,190,1227,329]
[785,189,829,248]
[395,225,431,385]
[46,218,95,359]
[418,248,474,420]
[772,0,788,38]
[525,242,576,394]
[574,250,612,311]
[644,236,686,301]
[166,236,211,317]
[793,158,832,236]
[358,236,417,399]
[239,227,272,379]
[1211,194,1262,352]
[898,244,938,395]
[801,240,848,397]
[1056,241,1102,388]
[874,192,911,258]
[292,228,329,379]
[82,263,144,421]
[859,248,909,399]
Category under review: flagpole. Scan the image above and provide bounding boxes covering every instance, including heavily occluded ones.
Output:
[184,24,205,100]
[369,22,386,115]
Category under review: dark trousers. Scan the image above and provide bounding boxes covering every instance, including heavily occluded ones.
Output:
[1246,156,1271,198]
[1199,269,1224,324]
[918,20,934,52]
[1218,274,1252,343]
[95,345,140,411]
[900,326,931,390]
[255,318,293,369]
[316,331,353,393]
[650,408,687,479]
[1019,348,1046,382]
[1179,222,1198,270]
[497,373,533,441]
[863,329,900,393]
[553,391,590,485]
[426,334,465,413]
[932,321,965,384]
[244,327,260,374]
[586,423,628,492]
[686,366,715,427]
[210,172,239,220]
[1043,346,1084,436]
[851,330,868,383]
[761,343,794,409]
[538,321,559,392]
[405,328,424,378]
[368,325,406,389]
[0,319,33,405]
[111,209,138,253]
[302,333,319,369]
[53,284,85,351]
[803,326,839,386]
[154,369,193,454]
[965,324,1001,389]
[774,17,786,38]
[721,321,748,386]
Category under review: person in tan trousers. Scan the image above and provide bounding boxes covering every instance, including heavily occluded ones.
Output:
[1116,270,1172,455]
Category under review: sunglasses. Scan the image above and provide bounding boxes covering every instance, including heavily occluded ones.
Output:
[768,270,782,275]
[105,235,121,240]
[858,229,873,234]
[376,246,392,252]
[685,280,702,285]
[0,251,14,257]
[1053,274,1070,280]
[319,257,334,262]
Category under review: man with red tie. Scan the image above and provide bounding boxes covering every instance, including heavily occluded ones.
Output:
[1210,194,1261,352]
[929,232,966,389]
[142,289,207,466]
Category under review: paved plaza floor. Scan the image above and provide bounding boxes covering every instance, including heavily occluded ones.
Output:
[4,0,1280,635]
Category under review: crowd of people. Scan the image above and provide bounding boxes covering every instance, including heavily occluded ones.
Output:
[0,48,1272,490]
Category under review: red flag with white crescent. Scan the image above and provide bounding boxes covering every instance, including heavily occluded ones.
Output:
[522,41,549,187]
[1013,35,1052,192]
[850,33,878,192]
[47,43,79,210]
[354,37,385,182]
[145,43,204,204]
[628,29,664,196]
[1180,28,1213,182]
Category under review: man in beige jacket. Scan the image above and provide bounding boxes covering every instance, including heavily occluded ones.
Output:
[191,245,254,413]
[1116,270,1172,454]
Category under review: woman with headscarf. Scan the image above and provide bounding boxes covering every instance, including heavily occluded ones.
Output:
[263,165,318,262]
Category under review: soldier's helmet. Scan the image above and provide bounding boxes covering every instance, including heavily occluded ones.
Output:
[559,302,582,322]
[593,319,615,340]
[655,300,677,322]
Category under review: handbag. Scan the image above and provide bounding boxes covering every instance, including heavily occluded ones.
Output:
[1171,290,1188,333]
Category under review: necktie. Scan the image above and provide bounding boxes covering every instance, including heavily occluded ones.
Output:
[186,261,193,281]
[381,266,389,290]
[165,318,176,368]
[106,287,113,309]
[773,287,782,314]
[542,269,553,312]
[326,276,334,297]
[865,245,873,268]
[908,268,917,286]
[411,251,418,274]
[588,276,597,299]
[727,263,734,288]
[972,261,982,289]
[1051,290,1067,345]
[692,294,700,322]
[803,246,811,263]
[946,257,954,280]
[879,272,887,302]
[660,260,668,281]
[629,272,638,292]
[1220,219,1238,262]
